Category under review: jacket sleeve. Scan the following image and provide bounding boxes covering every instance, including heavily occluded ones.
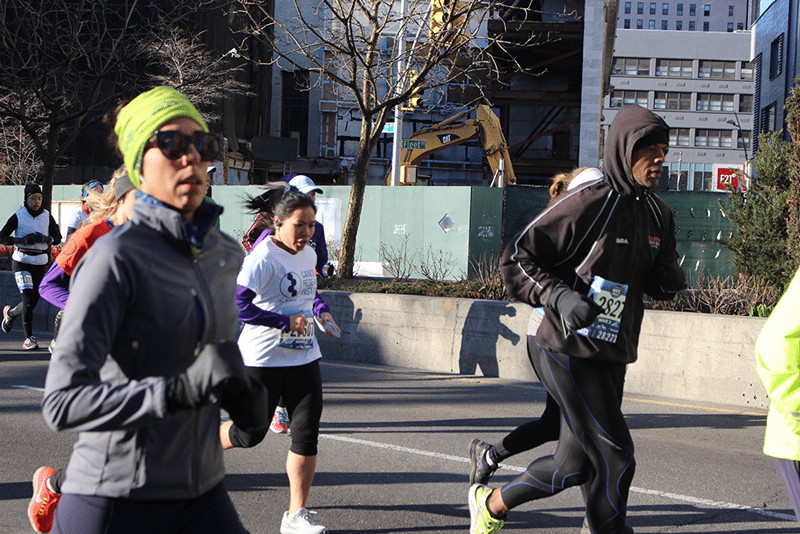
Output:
[236,284,290,331]
[0,214,19,245]
[41,243,170,432]
[48,214,62,245]
[643,200,687,300]
[39,261,70,309]
[313,225,328,274]
[500,193,594,307]
[313,291,331,317]
[756,270,800,421]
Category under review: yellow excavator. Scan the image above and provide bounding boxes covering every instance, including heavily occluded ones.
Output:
[386,104,516,186]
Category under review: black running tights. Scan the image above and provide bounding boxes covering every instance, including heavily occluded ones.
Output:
[10,260,47,338]
[499,344,633,534]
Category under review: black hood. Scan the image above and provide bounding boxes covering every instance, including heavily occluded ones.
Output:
[603,105,670,196]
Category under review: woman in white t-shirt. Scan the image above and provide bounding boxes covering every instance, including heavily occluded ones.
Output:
[220,183,339,534]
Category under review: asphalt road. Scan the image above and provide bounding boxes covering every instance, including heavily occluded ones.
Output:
[0,328,797,533]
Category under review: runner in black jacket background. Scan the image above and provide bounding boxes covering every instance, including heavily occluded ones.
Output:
[466,104,687,534]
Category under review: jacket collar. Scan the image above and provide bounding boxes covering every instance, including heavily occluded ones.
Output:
[130,191,223,254]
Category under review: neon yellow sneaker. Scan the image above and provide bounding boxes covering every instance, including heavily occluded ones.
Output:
[468,484,504,534]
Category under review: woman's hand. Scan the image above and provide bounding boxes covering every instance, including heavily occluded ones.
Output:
[318,312,341,338]
[289,314,308,334]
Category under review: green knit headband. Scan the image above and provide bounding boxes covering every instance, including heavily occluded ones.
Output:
[115,86,208,188]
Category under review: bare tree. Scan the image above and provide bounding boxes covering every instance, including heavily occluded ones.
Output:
[0,112,43,184]
[235,0,546,278]
[0,0,214,209]
[144,31,252,125]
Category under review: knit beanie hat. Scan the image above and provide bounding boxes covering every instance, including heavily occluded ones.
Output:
[24,182,42,201]
[114,86,208,189]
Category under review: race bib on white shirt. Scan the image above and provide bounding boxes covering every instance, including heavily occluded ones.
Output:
[576,275,628,344]
[279,308,315,349]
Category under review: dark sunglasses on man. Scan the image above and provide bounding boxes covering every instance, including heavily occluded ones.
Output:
[146,130,222,161]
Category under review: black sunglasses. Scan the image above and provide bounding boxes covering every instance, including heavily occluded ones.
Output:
[146,130,222,161]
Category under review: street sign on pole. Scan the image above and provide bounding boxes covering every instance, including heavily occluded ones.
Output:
[402,139,426,150]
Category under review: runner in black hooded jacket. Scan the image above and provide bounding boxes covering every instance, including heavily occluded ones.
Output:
[466,105,687,534]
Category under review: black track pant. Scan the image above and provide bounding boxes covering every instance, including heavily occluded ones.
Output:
[10,260,47,338]
[227,360,323,456]
[52,482,248,534]
[499,343,633,534]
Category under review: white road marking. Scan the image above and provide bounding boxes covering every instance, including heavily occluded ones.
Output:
[12,385,44,392]
[320,433,798,523]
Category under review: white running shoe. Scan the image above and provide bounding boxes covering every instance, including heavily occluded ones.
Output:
[280,508,326,534]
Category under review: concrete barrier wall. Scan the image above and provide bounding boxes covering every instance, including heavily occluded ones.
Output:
[317,291,771,411]
[2,268,769,411]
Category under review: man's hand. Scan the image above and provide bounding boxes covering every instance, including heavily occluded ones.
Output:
[548,283,603,331]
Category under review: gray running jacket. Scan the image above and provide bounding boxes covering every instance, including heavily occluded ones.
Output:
[42,197,244,499]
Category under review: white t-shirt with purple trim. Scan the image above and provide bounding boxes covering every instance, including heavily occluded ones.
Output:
[237,236,322,367]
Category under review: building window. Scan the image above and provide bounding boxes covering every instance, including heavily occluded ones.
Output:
[637,19,643,28]
[654,92,692,110]
[624,18,631,28]
[727,22,734,32]
[704,4,710,15]
[740,61,754,80]
[610,90,649,108]
[770,35,784,79]
[698,60,736,78]
[656,58,693,77]
[649,19,656,29]
[612,57,650,75]
[728,5,734,16]
[625,1,632,13]
[689,20,695,30]
[695,129,733,148]
[696,93,734,112]
[703,21,709,31]
[281,70,310,157]
[739,94,753,113]
[638,2,644,14]
[669,128,691,146]
[737,22,744,30]
[660,19,667,29]
[650,2,657,14]
[677,3,683,15]
[689,3,696,16]
[738,130,752,150]
[676,20,683,30]
[762,103,777,132]
[663,3,669,14]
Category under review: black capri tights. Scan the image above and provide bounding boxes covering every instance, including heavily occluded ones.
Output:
[499,343,633,534]
[227,360,323,456]
[10,260,47,338]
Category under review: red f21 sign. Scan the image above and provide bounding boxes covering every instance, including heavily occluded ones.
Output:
[713,164,745,191]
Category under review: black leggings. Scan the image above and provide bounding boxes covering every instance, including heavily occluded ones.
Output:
[490,336,560,463]
[227,360,323,456]
[52,482,248,534]
[10,260,47,338]
[500,343,632,534]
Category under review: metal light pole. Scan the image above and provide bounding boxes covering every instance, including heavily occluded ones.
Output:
[727,115,749,161]
[390,0,407,187]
